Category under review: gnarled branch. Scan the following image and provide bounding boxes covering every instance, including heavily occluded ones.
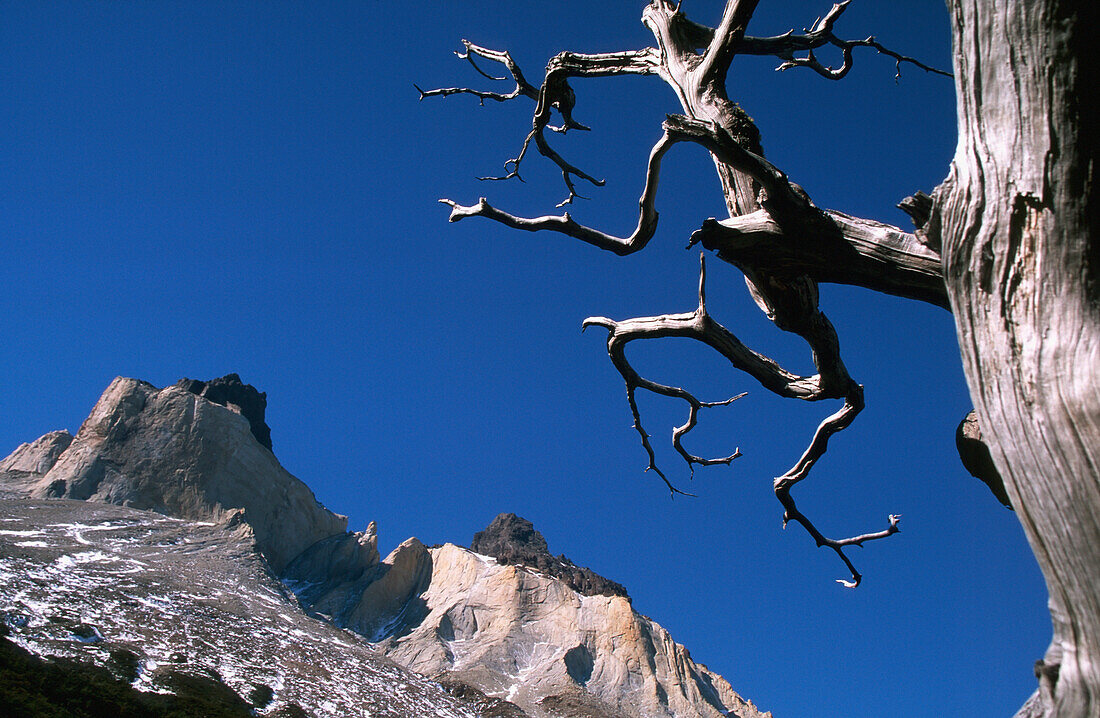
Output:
[693,210,947,307]
[699,0,762,81]
[422,43,663,204]
[736,1,952,80]
[439,125,682,255]
[584,256,900,586]
[664,113,947,306]
[425,0,945,585]
[415,40,539,105]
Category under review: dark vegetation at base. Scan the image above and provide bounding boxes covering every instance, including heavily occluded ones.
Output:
[250,682,275,708]
[270,703,310,718]
[0,634,254,718]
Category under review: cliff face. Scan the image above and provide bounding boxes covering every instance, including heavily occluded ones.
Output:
[0,376,770,718]
[0,499,508,718]
[377,542,768,718]
[6,376,346,574]
[0,429,72,494]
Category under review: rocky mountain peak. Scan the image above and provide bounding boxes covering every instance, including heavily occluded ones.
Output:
[2,375,345,574]
[175,373,272,450]
[472,512,629,599]
[0,430,73,495]
[471,513,549,559]
[1,376,771,718]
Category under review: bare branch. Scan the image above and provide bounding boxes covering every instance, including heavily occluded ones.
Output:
[626,381,697,498]
[672,394,745,478]
[774,46,855,80]
[700,0,762,80]
[661,113,947,307]
[736,1,952,80]
[584,255,899,584]
[545,48,663,80]
[424,4,922,586]
[477,128,536,183]
[422,44,666,202]
[773,392,901,587]
[583,256,751,494]
[692,210,948,308]
[829,34,952,81]
[416,41,540,105]
[581,256,829,438]
[662,114,812,222]
[439,126,683,255]
[525,49,666,201]
[531,126,604,205]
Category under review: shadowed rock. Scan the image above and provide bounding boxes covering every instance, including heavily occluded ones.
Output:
[471,513,628,599]
[176,374,272,451]
[6,376,345,574]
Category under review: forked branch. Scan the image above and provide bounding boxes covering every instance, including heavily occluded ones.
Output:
[440,125,682,255]
[664,113,947,306]
[421,42,662,204]
[424,0,941,585]
[584,256,900,586]
[737,1,952,80]
[773,389,900,587]
[415,40,539,104]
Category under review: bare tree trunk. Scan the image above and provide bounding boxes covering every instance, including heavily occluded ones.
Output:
[937,2,1100,715]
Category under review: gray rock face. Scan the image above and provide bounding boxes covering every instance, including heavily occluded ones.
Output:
[1,375,771,718]
[0,429,72,495]
[282,521,381,591]
[16,377,345,573]
[286,532,435,643]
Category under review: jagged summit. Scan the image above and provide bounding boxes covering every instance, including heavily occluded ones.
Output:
[175,373,272,450]
[472,512,629,599]
[0,376,771,718]
[1,375,344,574]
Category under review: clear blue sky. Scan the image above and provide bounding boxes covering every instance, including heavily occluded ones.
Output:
[0,2,1047,716]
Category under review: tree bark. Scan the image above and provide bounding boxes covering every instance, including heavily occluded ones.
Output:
[936,2,1100,715]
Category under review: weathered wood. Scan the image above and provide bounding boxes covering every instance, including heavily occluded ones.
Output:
[695,209,947,307]
[424,1,1100,709]
[424,0,949,589]
[935,2,1100,714]
[955,410,1011,509]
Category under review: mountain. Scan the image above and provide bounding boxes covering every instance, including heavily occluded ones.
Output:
[0,375,770,718]
[0,499,501,718]
[12,376,346,575]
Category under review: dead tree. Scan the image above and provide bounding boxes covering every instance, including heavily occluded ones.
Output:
[422,2,1099,714]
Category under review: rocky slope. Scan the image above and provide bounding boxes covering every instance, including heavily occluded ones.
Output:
[471,513,628,599]
[11,375,347,574]
[379,541,765,718]
[0,499,505,717]
[0,375,770,718]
